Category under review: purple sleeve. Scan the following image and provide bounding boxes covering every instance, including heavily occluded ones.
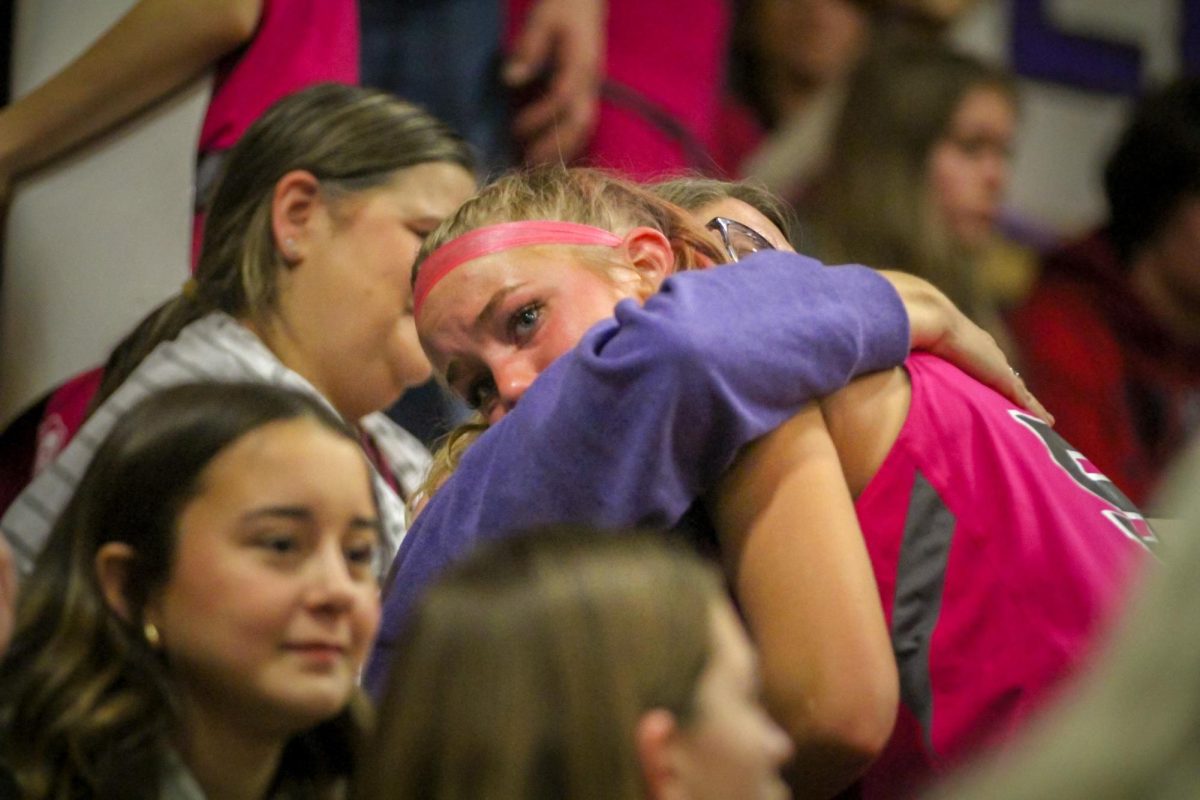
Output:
[366,251,908,690]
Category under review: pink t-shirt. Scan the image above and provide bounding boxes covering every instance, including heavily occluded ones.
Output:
[854,354,1152,799]
[198,0,358,153]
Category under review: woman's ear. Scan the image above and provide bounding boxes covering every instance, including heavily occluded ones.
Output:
[94,542,138,622]
[270,169,321,265]
[636,708,683,800]
[621,226,676,299]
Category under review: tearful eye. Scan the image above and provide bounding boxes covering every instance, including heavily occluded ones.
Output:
[509,303,543,340]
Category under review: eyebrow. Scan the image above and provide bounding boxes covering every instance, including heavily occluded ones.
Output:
[242,506,311,523]
[240,506,383,534]
[443,282,528,389]
[475,283,525,330]
[350,517,385,536]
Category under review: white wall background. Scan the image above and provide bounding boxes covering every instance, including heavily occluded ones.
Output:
[951,0,1187,235]
[0,0,210,426]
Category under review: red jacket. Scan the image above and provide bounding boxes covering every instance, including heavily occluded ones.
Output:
[1008,228,1200,505]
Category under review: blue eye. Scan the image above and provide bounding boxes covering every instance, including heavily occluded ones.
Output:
[510,303,542,339]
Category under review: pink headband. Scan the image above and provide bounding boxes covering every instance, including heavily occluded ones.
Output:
[413,221,623,316]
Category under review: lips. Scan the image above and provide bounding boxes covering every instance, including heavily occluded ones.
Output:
[284,642,348,656]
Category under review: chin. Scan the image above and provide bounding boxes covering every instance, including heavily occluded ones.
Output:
[262,672,357,727]
[271,687,355,731]
[954,227,992,254]
[396,362,434,391]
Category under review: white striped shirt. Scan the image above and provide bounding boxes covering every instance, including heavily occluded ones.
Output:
[0,312,428,577]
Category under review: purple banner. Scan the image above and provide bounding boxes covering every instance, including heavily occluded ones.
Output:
[1011,0,1142,94]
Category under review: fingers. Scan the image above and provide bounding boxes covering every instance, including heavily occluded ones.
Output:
[504,0,604,164]
[940,320,1055,427]
[1010,371,1055,427]
[516,92,598,164]
[881,269,1054,426]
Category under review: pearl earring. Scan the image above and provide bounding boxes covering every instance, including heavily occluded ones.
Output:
[143,621,161,648]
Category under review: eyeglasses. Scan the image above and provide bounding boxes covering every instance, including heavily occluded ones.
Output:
[705,217,776,262]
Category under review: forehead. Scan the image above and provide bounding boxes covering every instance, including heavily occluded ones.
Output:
[418,244,600,320]
[196,418,367,500]
[950,85,1017,130]
[693,197,793,252]
[697,600,756,700]
[360,161,476,217]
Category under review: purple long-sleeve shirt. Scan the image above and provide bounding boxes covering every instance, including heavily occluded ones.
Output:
[366,251,909,690]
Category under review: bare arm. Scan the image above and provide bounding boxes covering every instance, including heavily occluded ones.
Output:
[0,0,262,190]
[708,405,899,799]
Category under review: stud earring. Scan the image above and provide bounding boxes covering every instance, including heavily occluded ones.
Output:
[143,621,161,649]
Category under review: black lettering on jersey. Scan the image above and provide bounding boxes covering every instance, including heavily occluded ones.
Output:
[1009,410,1157,550]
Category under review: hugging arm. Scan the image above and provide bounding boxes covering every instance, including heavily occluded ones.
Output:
[368,251,906,688]
[708,406,898,799]
[879,270,1049,423]
[368,251,1028,689]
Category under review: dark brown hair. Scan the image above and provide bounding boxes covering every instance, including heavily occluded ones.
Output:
[0,383,371,799]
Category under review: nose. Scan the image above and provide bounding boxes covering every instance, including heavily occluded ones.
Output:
[487,356,538,424]
[305,541,359,613]
[983,150,1011,200]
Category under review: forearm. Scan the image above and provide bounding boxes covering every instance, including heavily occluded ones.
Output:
[0,0,261,179]
[710,407,897,799]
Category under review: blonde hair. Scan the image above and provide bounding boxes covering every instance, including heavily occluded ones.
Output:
[408,412,487,521]
[358,528,724,800]
[417,165,726,277]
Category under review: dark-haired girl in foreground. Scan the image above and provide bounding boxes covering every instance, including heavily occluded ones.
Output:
[0,383,380,799]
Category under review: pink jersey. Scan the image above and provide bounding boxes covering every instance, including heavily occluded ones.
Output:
[855,354,1153,799]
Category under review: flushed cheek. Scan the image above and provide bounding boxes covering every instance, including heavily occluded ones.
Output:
[350,596,382,663]
[166,575,297,652]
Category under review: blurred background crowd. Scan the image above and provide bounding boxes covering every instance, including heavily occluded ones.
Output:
[3,0,1196,510]
[0,1,1197,798]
